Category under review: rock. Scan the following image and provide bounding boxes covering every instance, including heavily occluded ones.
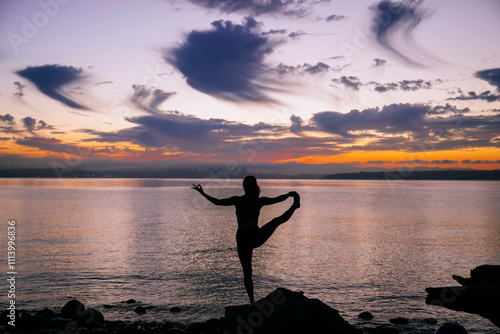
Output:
[17,314,46,329]
[167,329,187,334]
[220,287,361,334]
[161,321,174,332]
[206,318,221,330]
[358,311,374,320]
[103,304,115,309]
[389,317,408,325]
[86,308,105,324]
[426,284,500,327]
[125,299,137,304]
[61,300,85,320]
[37,308,59,320]
[436,322,468,334]
[453,265,500,286]
[119,325,140,334]
[424,318,437,324]
[375,325,399,334]
[134,306,147,314]
[47,317,72,329]
[169,306,182,313]
[91,329,107,333]
[186,321,213,334]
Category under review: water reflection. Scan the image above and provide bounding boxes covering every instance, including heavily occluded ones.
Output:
[1,179,499,331]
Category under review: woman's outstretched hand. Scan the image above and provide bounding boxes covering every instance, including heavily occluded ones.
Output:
[192,184,204,194]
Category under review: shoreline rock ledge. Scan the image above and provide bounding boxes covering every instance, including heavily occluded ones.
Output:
[219,287,361,334]
[425,264,500,328]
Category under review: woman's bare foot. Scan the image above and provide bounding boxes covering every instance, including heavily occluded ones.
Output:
[292,193,300,208]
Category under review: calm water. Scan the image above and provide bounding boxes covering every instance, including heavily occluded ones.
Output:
[1,178,499,332]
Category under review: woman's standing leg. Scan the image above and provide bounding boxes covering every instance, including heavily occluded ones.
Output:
[237,244,255,304]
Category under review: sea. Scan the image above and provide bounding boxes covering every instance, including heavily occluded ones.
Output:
[1,178,499,332]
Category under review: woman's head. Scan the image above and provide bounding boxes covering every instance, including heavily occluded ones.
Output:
[243,175,260,197]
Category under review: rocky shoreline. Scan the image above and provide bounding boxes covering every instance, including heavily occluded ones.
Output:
[0,288,468,334]
[426,264,500,328]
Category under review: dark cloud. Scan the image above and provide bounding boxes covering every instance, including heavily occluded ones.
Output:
[326,14,347,22]
[167,18,279,103]
[22,117,37,132]
[447,90,500,103]
[462,159,500,164]
[0,114,15,124]
[22,116,54,133]
[276,62,330,77]
[16,136,93,156]
[475,68,500,91]
[370,0,431,66]
[184,0,319,17]
[81,85,288,153]
[262,29,287,36]
[311,103,429,136]
[370,79,435,92]
[367,160,391,164]
[332,76,362,90]
[290,115,303,134]
[288,31,307,41]
[15,64,87,109]
[371,58,387,68]
[14,81,25,97]
[396,159,458,164]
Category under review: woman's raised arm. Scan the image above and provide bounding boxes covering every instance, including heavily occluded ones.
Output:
[259,191,297,206]
[191,184,238,206]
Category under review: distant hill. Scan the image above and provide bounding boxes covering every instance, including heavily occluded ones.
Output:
[0,168,499,180]
[324,170,500,180]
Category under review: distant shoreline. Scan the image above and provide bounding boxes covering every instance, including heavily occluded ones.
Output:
[0,168,499,180]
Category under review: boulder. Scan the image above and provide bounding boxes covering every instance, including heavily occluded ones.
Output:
[220,287,361,334]
[426,265,500,328]
[358,311,374,320]
[134,306,147,314]
[61,299,85,320]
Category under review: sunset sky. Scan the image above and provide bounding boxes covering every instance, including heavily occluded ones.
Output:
[1,0,499,174]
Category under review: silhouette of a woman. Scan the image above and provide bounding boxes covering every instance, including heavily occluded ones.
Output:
[192,175,300,304]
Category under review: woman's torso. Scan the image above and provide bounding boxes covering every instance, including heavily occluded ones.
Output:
[235,195,262,230]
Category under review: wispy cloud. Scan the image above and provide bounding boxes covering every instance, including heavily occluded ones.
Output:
[14,81,25,97]
[167,18,280,103]
[331,76,362,90]
[182,0,321,17]
[326,14,347,22]
[370,0,432,66]
[448,90,500,103]
[16,64,88,109]
[130,85,176,115]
